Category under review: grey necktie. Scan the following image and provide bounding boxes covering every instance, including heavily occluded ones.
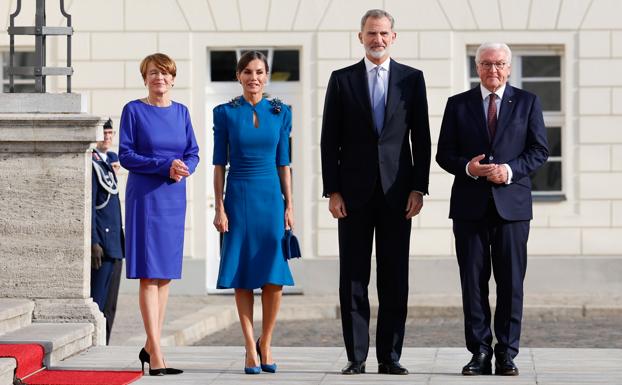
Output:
[371,66,385,135]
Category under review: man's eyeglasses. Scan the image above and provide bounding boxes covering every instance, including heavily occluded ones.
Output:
[479,62,507,70]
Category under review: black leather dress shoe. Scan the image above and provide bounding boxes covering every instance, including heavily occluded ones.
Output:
[378,361,409,375]
[495,352,519,376]
[341,361,365,374]
[462,353,492,375]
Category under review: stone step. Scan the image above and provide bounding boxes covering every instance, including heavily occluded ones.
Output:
[0,358,16,385]
[0,323,93,367]
[0,299,34,335]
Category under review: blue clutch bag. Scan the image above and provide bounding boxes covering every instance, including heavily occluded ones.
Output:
[282,229,302,260]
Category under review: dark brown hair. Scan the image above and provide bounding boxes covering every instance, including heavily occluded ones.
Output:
[140,53,177,80]
[236,51,269,75]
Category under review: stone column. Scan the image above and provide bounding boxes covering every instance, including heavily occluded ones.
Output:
[0,94,106,345]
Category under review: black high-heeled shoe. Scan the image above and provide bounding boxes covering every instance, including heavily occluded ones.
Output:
[139,348,150,374]
[139,347,184,375]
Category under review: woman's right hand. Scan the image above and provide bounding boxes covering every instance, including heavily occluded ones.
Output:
[213,209,229,233]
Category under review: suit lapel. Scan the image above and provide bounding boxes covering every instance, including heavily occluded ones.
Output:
[493,85,516,146]
[383,59,402,130]
[466,87,489,142]
[346,60,375,133]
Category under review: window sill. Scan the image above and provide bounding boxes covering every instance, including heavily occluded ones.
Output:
[533,194,566,202]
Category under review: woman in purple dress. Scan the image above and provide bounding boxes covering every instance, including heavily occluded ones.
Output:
[119,53,199,376]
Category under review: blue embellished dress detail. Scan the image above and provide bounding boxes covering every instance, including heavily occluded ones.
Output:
[213,97,295,289]
[119,100,200,279]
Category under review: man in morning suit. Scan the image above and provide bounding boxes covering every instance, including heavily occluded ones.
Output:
[91,118,124,345]
[320,9,431,375]
[436,43,548,376]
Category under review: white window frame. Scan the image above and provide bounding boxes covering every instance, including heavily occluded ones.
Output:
[1,49,37,92]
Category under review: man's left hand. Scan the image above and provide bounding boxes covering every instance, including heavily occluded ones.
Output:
[487,164,508,184]
[405,191,423,219]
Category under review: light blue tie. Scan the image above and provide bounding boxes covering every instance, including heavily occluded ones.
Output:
[371,66,385,135]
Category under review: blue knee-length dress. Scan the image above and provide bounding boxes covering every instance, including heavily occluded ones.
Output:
[213,96,295,289]
[119,100,200,279]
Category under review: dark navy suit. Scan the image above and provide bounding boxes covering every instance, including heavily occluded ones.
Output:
[436,85,548,358]
[91,149,124,344]
[321,59,431,363]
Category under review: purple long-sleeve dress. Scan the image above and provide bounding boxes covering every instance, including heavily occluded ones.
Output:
[119,100,199,279]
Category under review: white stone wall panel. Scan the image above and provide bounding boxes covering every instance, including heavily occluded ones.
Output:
[158,33,192,60]
[177,0,216,31]
[613,32,622,57]
[613,88,622,114]
[528,0,560,30]
[209,0,242,30]
[580,173,622,199]
[469,0,502,30]
[401,60,451,87]
[317,229,338,256]
[418,201,452,228]
[239,0,270,31]
[579,88,611,115]
[67,0,124,31]
[557,0,591,29]
[91,33,157,60]
[385,0,450,30]
[91,89,146,117]
[612,145,622,171]
[419,32,451,59]
[72,61,125,89]
[583,229,622,254]
[549,201,612,227]
[57,32,91,61]
[317,32,350,59]
[266,0,299,31]
[581,60,622,86]
[125,0,189,31]
[579,117,622,143]
[579,145,611,171]
[293,0,331,31]
[411,229,452,256]
[579,31,611,58]
[582,0,622,29]
[391,32,419,59]
[498,0,529,30]
[438,0,477,30]
[613,201,622,226]
[528,228,582,255]
[319,0,381,31]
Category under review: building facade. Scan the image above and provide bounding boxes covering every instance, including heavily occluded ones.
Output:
[2,0,621,297]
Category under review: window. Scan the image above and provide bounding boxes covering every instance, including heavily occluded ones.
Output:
[209,48,299,82]
[468,47,563,199]
[1,51,37,92]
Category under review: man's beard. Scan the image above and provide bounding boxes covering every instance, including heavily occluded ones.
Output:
[366,46,388,59]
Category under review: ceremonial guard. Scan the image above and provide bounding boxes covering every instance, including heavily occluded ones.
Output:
[91,118,124,345]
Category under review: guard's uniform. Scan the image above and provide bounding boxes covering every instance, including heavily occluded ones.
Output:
[91,148,124,344]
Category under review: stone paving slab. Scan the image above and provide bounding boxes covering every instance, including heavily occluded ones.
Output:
[56,346,622,384]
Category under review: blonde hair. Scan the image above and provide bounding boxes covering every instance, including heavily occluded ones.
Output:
[139,53,177,80]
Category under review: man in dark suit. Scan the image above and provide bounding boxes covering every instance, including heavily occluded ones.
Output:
[436,43,549,376]
[91,118,124,345]
[320,9,431,375]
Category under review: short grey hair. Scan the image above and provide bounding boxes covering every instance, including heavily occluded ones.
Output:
[360,9,395,31]
[475,42,512,65]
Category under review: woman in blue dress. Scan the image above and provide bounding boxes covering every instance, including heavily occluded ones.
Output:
[213,51,295,374]
[119,53,199,376]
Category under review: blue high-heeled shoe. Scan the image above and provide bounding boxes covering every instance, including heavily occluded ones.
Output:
[256,337,277,373]
[244,352,260,374]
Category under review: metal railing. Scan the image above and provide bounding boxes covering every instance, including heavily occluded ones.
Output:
[8,0,73,93]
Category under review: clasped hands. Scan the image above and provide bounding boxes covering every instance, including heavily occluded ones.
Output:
[468,154,508,184]
[169,159,190,182]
